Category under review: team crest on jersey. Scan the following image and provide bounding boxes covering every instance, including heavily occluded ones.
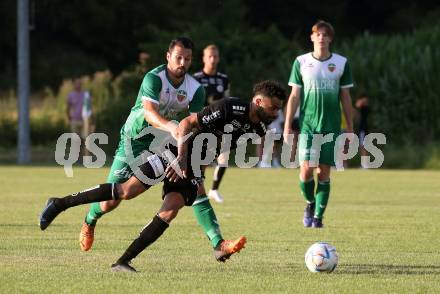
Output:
[328,63,336,72]
[177,90,187,102]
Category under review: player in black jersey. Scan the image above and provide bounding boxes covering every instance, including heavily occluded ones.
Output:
[193,45,230,106]
[39,80,286,273]
[193,44,230,203]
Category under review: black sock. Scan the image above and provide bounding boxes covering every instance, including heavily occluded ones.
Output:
[54,183,119,211]
[211,166,226,190]
[117,215,169,264]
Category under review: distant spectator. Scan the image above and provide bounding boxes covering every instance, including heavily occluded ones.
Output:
[340,104,351,168]
[258,109,284,168]
[66,78,92,155]
[355,94,369,168]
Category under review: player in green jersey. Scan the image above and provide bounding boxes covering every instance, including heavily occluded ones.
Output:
[79,37,245,258]
[283,21,354,228]
[39,80,285,272]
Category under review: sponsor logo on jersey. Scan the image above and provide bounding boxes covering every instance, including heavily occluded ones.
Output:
[231,119,241,129]
[202,110,221,124]
[328,63,336,72]
[232,105,246,112]
[231,119,251,131]
[305,79,336,91]
[177,90,187,102]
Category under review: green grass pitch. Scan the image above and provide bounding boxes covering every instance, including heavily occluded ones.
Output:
[1,166,440,293]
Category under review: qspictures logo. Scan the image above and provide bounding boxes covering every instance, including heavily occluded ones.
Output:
[55,126,387,185]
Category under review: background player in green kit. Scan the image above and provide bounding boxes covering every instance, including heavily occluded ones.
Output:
[283,21,354,228]
[79,37,245,256]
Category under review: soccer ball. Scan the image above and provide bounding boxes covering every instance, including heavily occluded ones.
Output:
[305,242,338,273]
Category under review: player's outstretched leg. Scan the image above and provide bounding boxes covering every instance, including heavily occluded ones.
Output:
[214,236,247,262]
[111,214,169,273]
[39,183,119,230]
[79,221,95,251]
[81,158,128,251]
[111,191,183,273]
[39,198,62,231]
[80,199,121,251]
[192,195,224,248]
[110,262,138,273]
[192,194,247,262]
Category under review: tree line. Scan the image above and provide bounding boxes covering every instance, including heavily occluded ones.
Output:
[1,0,439,90]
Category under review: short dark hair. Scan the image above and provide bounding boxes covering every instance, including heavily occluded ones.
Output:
[168,37,194,52]
[253,80,286,101]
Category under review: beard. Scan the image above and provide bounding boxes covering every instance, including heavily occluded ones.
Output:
[256,106,276,124]
[173,67,187,78]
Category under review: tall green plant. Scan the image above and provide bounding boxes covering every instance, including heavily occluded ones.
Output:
[337,25,440,143]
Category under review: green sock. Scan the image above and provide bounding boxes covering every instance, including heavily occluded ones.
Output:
[299,178,315,203]
[315,180,330,219]
[192,195,223,248]
[85,202,105,226]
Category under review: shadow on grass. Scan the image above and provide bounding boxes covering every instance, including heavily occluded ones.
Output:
[337,264,440,275]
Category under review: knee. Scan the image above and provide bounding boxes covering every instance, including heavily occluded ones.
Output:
[117,183,139,200]
[318,173,330,182]
[317,167,331,181]
[101,199,121,212]
[158,209,179,223]
[300,165,314,180]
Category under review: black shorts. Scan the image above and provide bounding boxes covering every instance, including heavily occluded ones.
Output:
[162,176,202,206]
[134,151,201,206]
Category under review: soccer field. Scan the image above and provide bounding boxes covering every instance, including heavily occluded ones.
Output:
[1,166,440,293]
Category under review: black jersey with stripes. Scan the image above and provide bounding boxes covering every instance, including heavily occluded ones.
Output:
[194,97,267,154]
[136,98,267,205]
[193,71,229,105]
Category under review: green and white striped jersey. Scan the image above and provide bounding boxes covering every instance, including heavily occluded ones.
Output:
[289,53,353,134]
[121,64,205,141]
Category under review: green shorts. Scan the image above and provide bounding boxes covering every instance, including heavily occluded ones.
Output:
[298,133,341,166]
[107,136,152,183]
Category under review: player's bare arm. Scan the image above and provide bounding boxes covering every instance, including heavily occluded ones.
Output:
[142,100,178,135]
[283,85,301,143]
[165,113,200,182]
[340,88,353,133]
